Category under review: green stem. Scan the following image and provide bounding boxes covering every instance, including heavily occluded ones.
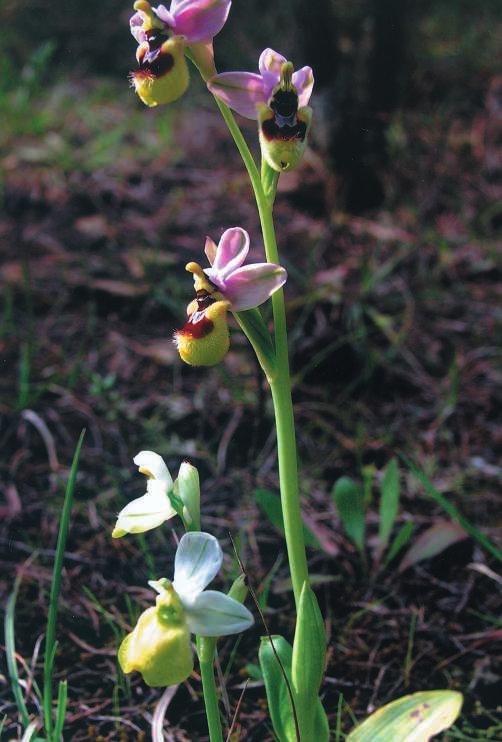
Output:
[197,637,223,742]
[210,98,309,607]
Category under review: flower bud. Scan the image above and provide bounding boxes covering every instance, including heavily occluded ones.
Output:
[131,34,189,107]
[175,461,201,531]
[227,574,249,604]
[118,584,193,687]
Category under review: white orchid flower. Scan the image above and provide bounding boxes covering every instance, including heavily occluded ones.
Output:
[112,451,176,538]
[119,532,254,686]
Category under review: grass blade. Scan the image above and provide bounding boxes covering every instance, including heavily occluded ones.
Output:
[4,577,30,728]
[43,429,85,738]
[53,680,68,741]
[400,454,502,563]
[20,720,39,742]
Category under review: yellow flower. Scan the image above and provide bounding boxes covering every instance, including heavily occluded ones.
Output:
[118,583,193,686]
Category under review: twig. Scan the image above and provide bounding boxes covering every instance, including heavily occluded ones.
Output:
[225,679,249,742]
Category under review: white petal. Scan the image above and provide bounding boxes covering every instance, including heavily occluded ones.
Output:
[172,532,222,599]
[184,590,254,636]
[134,451,173,488]
[112,486,176,537]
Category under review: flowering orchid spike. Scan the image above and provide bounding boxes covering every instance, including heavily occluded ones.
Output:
[130,0,231,106]
[112,451,176,537]
[118,532,254,686]
[208,48,314,171]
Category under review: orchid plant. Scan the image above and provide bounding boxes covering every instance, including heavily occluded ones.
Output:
[112,1,465,739]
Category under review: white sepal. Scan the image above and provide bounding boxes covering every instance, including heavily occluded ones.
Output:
[134,451,173,488]
[112,480,176,537]
[172,532,222,599]
[184,590,254,636]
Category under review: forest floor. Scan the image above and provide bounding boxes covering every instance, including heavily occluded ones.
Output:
[0,75,501,740]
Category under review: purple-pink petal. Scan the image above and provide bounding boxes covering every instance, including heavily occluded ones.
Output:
[207,72,266,119]
[210,227,249,277]
[130,11,148,43]
[204,236,218,266]
[219,263,287,311]
[172,0,231,43]
[292,66,314,107]
[153,3,176,26]
[259,47,287,78]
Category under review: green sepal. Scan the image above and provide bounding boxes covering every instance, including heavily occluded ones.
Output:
[346,690,463,741]
[292,582,327,740]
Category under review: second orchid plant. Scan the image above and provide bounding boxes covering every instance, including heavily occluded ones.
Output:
[112,1,464,740]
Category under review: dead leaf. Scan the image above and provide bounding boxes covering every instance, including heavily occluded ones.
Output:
[398,520,468,572]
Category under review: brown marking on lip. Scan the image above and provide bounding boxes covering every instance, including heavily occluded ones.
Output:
[143,50,174,77]
[261,117,307,142]
[177,310,214,339]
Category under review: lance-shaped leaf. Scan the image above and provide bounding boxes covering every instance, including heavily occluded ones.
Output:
[259,635,328,742]
[346,690,463,741]
[376,457,400,560]
[259,635,297,742]
[332,476,366,554]
[292,583,327,741]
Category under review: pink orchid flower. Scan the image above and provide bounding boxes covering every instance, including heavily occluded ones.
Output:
[130,0,231,106]
[207,47,314,120]
[199,227,287,311]
[175,228,286,366]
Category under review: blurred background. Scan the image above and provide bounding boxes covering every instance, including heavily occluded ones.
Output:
[1,0,501,739]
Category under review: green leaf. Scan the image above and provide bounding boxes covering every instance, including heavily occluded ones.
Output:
[254,489,320,550]
[313,699,330,742]
[259,635,297,742]
[5,578,30,728]
[332,477,365,553]
[383,521,414,567]
[377,458,400,557]
[292,583,327,741]
[398,520,467,573]
[346,690,463,741]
